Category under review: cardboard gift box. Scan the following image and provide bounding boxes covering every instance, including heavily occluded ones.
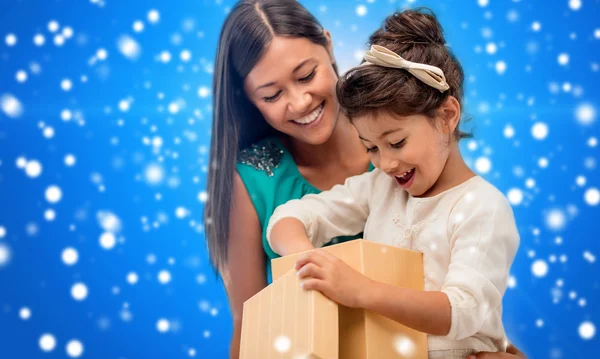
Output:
[240,239,427,358]
[239,266,339,359]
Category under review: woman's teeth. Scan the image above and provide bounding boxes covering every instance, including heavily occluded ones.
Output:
[292,104,324,125]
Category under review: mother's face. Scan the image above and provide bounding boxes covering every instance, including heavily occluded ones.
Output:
[243,35,340,146]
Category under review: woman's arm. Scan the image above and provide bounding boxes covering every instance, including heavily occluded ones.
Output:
[506,344,526,358]
[468,343,527,359]
[222,172,267,359]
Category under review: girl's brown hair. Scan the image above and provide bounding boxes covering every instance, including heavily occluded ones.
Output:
[337,8,470,140]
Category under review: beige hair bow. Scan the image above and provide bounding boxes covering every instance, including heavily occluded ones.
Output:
[362,45,450,93]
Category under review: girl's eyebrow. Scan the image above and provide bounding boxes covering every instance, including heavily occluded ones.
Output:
[359,128,403,142]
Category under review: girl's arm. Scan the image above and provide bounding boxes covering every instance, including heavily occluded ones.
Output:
[439,196,519,340]
[360,281,452,335]
[365,196,519,338]
[297,192,519,339]
[222,172,268,359]
[268,217,315,255]
[295,249,451,335]
[267,171,376,256]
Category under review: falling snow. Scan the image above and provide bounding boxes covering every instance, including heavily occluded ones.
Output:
[1,93,24,118]
[71,283,89,301]
[19,307,32,320]
[0,2,597,359]
[39,334,56,352]
[62,247,79,266]
[118,35,141,60]
[66,340,84,358]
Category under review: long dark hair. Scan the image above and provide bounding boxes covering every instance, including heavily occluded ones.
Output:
[205,0,335,273]
[337,8,471,140]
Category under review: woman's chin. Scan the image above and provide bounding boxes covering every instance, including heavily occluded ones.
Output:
[290,120,336,145]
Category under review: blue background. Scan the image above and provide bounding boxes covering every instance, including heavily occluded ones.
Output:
[0,0,599,358]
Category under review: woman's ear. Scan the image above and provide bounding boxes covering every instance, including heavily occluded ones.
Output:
[323,29,336,65]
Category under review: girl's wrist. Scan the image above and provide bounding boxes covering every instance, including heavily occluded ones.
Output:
[356,278,378,308]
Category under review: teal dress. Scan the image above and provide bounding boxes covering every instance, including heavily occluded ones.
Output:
[236,136,375,284]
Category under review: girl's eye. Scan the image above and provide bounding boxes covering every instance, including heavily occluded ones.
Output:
[263,91,282,103]
[391,139,406,149]
[299,69,316,83]
[366,146,378,153]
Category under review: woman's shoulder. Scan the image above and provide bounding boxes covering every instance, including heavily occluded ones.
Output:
[235,136,317,228]
[235,136,306,215]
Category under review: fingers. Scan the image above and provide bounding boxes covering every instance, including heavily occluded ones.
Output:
[296,263,325,280]
[294,249,329,270]
[300,278,327,292]
[316,249,337,261]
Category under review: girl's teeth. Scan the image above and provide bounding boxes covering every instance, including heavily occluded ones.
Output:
[399,168,414,178]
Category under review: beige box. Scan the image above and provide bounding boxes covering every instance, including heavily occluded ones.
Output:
[240,267,339,359]
[241,239,427,358]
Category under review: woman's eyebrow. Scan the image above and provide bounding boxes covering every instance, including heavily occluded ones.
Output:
[254,58,316,92]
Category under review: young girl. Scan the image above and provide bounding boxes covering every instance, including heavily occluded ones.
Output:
[266,9,520,359]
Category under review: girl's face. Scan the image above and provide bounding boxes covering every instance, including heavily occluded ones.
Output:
[352,98,460,197]
[243,35,340,146]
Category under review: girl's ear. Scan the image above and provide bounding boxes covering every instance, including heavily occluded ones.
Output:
[439,96,460,135]
[323,29,336,65]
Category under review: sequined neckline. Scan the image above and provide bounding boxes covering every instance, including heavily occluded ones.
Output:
[236,136,321,190]
[239,136,374,191]
[238,139,285,177]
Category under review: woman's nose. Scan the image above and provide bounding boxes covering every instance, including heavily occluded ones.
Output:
[288,88,312,116]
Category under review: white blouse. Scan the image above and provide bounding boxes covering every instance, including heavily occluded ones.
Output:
[266,169,520,353]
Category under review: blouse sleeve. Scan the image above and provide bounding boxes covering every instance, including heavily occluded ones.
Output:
[440,192,520,340]
[266,170,376,248]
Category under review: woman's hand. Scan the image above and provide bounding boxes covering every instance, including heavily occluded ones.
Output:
[294,249,373,308]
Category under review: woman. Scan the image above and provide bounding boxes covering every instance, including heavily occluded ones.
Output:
[204,1,527,358]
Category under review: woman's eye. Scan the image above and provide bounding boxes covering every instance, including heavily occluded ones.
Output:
[366,146,378,153]
[391,139,406,149]
[299,69,316,83]
[263,91,282,102]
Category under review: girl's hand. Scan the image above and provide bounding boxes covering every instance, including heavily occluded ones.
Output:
[294,249,372,308]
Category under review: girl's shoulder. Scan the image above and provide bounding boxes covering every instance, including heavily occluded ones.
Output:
[450,176,514,216]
